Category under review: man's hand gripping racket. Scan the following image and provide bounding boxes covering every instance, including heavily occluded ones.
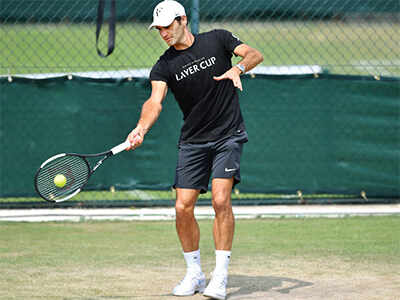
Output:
[34,140,135,203]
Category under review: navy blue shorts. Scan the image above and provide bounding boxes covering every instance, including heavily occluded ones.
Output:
[174,130,248,194]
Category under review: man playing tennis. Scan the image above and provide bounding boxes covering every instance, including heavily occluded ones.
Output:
[126,1,263,299]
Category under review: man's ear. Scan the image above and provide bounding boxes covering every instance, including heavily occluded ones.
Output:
[181,15,188,26]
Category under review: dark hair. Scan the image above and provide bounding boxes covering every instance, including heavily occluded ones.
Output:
[174,16,189,25]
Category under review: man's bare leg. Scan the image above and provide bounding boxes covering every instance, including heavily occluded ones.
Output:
[203,178,234,300]
[175,188,200,252]
[211,178,235,250]
[173,188,205,296]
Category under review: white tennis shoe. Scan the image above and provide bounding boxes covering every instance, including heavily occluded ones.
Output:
[203,272,228,300]
[172,271,206,296]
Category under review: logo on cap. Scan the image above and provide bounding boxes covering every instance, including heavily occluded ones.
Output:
[155,7,163,17]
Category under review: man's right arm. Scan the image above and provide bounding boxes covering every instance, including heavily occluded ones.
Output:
[126,80,168,150]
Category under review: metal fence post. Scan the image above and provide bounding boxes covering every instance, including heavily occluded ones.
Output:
[190,0,199,34]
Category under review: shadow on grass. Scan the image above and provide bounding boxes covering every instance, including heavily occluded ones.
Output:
[60,274,313,299]
[227,274,313,299]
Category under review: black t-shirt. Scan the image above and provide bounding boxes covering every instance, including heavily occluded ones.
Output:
[150,29,245,143]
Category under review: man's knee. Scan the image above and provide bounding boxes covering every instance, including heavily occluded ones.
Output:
[175,200,195,217]
[212,193,232,215]
[175,189,199,217]
[211,178,234,215]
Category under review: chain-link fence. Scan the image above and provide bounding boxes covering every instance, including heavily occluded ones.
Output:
[1,0,399,78]
[1,0,399,207]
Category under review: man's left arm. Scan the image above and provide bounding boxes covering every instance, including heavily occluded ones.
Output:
[213,44,264,91]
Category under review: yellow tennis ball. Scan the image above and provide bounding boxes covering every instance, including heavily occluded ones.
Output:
[54,174,67,188]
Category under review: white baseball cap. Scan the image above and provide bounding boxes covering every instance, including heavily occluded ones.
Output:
[148,0,186,30]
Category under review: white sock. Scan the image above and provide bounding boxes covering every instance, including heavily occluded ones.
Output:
[214,250,231,275]
[183,250,202,275]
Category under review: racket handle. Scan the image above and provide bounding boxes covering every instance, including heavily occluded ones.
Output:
[111,140,132,155]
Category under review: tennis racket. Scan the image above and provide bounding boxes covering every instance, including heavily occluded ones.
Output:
[34,140,132,203]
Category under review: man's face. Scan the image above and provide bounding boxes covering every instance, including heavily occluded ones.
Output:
[156,18,185,47]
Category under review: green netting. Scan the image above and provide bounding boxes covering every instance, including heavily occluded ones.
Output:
[2,0,398,21]
[1,75,399,203]
[1,0,399,77]
[0,0,399,206]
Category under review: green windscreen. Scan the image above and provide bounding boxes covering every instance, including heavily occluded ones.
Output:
[0,75,399,200]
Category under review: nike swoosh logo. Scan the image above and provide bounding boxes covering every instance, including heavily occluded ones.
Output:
[225,168,236,172]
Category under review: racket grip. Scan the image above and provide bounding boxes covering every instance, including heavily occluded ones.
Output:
[111,140,132,155]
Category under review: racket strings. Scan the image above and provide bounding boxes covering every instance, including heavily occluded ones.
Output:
[36,155,90,201]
